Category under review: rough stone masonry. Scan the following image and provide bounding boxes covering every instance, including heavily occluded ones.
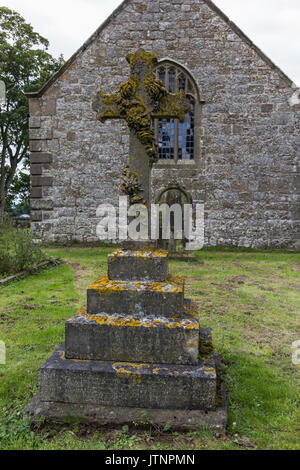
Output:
[27,0,300,248]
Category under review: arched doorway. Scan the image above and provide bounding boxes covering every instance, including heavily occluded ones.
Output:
[155,183,192,253]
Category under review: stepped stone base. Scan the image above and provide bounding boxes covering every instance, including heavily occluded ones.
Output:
[26,351,226,432]
[87,274,184,317]
[65,300,200,365]
[25,243,227,432]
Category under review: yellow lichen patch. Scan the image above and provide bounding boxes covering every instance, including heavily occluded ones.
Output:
[183,301,199,319]
[110,248,168,259]
[126,50,158,71]
[186,340,198,349]
[153,368,191,377]
[89,275,124,293]
[153,367,169,375]
[88,274,184,295]
[88,314,146,328]
[115,368,132,379]
[168,370,180,377]
[197,364,216,376]
[86,313,198,330]
[182,370,195,377]
[120,168,147,206]
[113,362,150,385]
[60,349,91,363]
[95,64,158,165]
[152,318,198,330]
[132,274,184,294]
[113,362,151,371]
[133,373,142,385]
[73,306,87,318]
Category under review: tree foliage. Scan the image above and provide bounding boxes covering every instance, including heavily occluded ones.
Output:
[6,170,30,216]
[0,6,63,218]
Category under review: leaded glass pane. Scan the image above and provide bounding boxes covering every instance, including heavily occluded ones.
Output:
[168,68,175,93]
[178,74,186,91]
[158,67,165,83]
[178,100,194,160]
[158,119,175,160]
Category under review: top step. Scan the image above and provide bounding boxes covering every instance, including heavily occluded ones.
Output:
[108,248,169,282]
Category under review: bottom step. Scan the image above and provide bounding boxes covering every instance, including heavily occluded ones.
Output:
[26,351,226,432]
[26,392,227,432]
[38,346,218,411]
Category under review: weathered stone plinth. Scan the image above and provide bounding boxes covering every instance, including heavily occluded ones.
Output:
[38,346,218,410]
[27,246,226,432]
[108,248,168,282]
[87,274,184,317]
[65,301,200,365]
[26,385,227,432]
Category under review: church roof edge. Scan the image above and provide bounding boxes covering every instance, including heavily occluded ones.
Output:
[26,0,131,99]
[26,0,295,99]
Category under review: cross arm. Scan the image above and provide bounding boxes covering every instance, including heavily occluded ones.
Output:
[92,91,122,122]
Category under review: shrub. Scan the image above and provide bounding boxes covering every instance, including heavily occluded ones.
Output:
[0,220,46,276]
[0,250,13,276]
[13,228,45,272]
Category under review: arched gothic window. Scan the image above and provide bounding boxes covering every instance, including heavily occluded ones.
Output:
[153,62,200,163]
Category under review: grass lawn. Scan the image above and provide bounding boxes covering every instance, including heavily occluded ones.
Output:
[0,246,299,450]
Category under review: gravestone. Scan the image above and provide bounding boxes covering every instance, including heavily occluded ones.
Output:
[26,50,226,431]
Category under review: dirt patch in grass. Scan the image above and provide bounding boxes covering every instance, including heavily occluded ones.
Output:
[0,312,20,325]
[67,262,93,295]
[228,275,249,285]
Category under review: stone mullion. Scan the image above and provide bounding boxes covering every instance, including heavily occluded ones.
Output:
[165,66,169,92]
[174,119,179,163]
[174,71,180,163]
[154,119,159,149]
[154,68,159,152]
[165,67,174,161]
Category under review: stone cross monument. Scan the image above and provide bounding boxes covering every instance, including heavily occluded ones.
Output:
[26,51,227,432]
[92,49,190,209]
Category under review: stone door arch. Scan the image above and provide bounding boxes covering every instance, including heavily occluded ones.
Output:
[155,184,192,253]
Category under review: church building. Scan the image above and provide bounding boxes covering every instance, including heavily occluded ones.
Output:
[27,0,300,248]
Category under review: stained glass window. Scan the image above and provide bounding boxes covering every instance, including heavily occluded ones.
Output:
[153,63,198,163]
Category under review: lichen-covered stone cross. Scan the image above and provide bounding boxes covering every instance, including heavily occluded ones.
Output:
[93,49,190,208]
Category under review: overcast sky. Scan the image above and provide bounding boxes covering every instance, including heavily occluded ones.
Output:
[3,0,300,86]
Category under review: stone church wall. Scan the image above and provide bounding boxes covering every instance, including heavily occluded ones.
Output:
[28,0,300,248]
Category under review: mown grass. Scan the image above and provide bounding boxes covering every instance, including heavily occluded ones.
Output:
[0,247,299,450]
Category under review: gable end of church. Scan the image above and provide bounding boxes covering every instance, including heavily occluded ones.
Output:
[27,0,300,248]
